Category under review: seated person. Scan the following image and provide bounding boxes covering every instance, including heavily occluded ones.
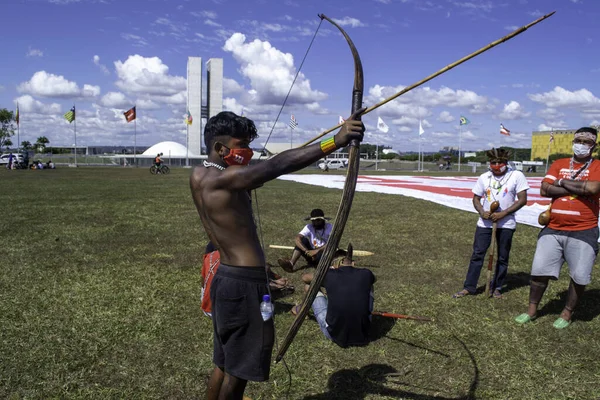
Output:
[295,244,376,348]
[278,208,333,272]
[47,160,55,169]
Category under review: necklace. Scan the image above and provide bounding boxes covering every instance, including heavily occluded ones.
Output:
[203,160,225,171]
[488,170,513,199]
[568,158,592,180]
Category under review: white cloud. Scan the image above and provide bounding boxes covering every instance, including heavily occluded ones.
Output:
[99,92,130,108]
[538,121,567,131]
[14,95,61,114]
[191,10,218,19]
[205,19,222,27]
[26,48,43,57]
[121,33,149,47]
[93,55,110,75]
[137,99,161,110]
[528,86,600,108]
[114,55,186,100]
[504,26,519,31]
[223,33,327,106]
[223,78,244,95]
[17,71,100,99]
[438,111,455,123]
[332,17,367,28]
[498,101,530,120]
[537,108,564,120]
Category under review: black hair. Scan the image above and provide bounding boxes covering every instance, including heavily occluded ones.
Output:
[204,111,259,151]
[575,127,598,137]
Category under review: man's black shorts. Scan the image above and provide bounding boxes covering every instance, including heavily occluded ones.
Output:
[210,263,274,382]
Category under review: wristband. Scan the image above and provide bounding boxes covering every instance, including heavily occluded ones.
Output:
[320,137,337,153]
[558,179,563,187]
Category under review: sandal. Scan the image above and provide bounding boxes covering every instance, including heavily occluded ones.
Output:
[515,313,535,324]
[553,317,571,329]
[492,290,503,299]
[452,289,471,298]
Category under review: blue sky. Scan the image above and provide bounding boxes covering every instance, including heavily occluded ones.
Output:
[1,0,598,152]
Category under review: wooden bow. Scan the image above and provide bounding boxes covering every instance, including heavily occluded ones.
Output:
[276,13,364,362]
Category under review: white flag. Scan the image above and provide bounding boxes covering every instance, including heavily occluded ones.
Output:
[339,115,345,125]
[419,120,424,135]
[377,117,389,133]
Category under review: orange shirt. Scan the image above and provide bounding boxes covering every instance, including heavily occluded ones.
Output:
[155,157,161,163]
[543,158,600,231]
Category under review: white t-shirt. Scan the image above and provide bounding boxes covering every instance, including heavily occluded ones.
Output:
[299,223,333,248]
[472,169,530,230]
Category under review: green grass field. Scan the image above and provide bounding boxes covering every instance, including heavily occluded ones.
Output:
[1,168,599,400]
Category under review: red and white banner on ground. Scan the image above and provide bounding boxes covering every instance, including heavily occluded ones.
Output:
[278,175,549,228]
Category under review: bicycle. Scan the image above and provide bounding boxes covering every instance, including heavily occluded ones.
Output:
[150,164,170,175]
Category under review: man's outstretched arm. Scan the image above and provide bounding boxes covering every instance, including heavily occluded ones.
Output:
[215,109,365,191]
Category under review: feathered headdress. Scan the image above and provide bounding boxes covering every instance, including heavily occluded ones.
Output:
[485,147,511,161]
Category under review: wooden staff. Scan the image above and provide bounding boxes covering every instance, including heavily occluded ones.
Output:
[269,244,374,256]
[372,310,432,322]
[301,11,555,147]
[486,201,500,297]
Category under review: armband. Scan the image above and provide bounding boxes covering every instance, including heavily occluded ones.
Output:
[558,179,563,187]
[320,138,337,153]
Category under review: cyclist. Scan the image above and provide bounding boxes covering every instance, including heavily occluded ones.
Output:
[154,153,163,173]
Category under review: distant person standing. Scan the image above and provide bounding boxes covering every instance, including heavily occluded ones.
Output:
[453,148,529,299]
[7,152,14,170]
[516,127,600,329]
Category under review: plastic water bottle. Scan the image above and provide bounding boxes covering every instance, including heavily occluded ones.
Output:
[260,294,274,321]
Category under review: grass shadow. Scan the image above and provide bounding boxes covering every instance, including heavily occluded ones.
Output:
[500,271,531,294]
[369,315,396,342]
[537,288,600,322]
[302,336,479,400]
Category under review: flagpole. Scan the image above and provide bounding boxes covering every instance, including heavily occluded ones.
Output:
[74,104,77,167]
[545,128,552,173]
[17,103,20,152]
[375,139,379,171]
[134,114,137,167]
[458,124,462,173]
[186,121,190,167]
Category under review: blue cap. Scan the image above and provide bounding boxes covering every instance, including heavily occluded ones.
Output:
[263,294,270,302]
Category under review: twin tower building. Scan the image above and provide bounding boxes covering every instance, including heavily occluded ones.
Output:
[187,57,223,156]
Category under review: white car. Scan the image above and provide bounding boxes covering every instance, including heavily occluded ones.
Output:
[0,153,28,167]
[318,159,347,170]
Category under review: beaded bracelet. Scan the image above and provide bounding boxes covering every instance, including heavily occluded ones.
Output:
[320,137,337,153]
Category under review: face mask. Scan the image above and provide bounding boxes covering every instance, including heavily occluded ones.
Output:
[573,143,592,157]
[490,164,507,174]
[223,147,254,166]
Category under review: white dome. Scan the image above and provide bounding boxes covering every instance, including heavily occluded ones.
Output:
[143,141,197,157]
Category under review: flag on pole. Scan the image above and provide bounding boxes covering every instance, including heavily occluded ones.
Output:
[185,110,193,125]
[288,114,298,129]
[64,106,75,123]
[339,116,345,125]
[124,106,136,123]
[459,116,470,126]
[500,123,511,136]
[549,132,554,143]
[377,117,389,133]
[15,104,19,126]
[419,120,425,135]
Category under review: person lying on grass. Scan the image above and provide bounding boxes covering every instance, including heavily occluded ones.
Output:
[277,208,333,273]
[190,110,365,400]
[293,244,376,348]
